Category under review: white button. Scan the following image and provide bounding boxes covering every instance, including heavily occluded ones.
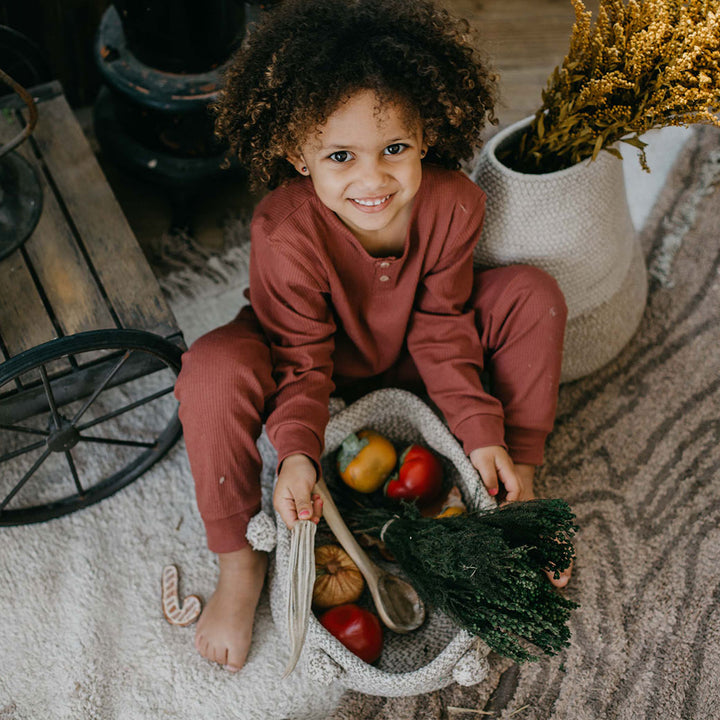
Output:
[379,275,390,282]
[379,261,390,268]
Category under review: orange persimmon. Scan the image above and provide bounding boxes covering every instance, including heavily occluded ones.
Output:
[336,429,397,493]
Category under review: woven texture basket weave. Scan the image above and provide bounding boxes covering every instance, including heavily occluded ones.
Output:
[470,116,648,382]
[259,388,495,697]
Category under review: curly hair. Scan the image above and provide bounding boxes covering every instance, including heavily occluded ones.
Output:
[214,0,497,189]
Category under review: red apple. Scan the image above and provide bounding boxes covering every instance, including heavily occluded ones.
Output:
[384,444,443,506]
[319,603,383,663]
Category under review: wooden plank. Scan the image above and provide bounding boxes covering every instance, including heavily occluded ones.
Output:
[0,252,58,359]
[27,93,178,338]
[0,106,58,360]
[0,109,118,340]
[0,82,63,111]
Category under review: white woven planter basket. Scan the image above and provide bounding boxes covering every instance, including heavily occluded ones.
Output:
[264,388,495,697]
[470,116,648,382]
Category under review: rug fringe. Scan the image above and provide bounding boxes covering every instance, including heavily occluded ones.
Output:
[649,144,720,287]
[156,215,252,301]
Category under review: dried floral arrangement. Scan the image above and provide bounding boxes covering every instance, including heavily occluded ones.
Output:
[499,0,720,174]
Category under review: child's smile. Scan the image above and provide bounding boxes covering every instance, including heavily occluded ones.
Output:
[289,90,427,255]
[351,194,392,210]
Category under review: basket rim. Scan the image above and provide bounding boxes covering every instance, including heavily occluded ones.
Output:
[473,114,618,184]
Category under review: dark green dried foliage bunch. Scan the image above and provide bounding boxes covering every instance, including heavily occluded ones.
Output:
[501,0,720,174]
[352,499,578,662]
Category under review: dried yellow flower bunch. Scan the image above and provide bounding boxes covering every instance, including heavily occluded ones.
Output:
[500,0,720,173]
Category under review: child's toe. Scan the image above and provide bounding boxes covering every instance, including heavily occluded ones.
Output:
[546,563,573,588]
[195,633,208,655]
[210,643,227,665]
[226,643,250,672]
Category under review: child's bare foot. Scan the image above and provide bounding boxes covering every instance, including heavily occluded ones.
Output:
[515,463,573,589]
[195,546,268,672]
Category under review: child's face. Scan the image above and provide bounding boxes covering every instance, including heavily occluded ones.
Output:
[289,90,427,250]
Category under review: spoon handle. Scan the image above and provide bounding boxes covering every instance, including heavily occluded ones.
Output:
[315,477,426,635]
[315,478,383,585]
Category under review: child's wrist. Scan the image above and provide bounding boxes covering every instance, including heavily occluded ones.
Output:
[280,453,315,471]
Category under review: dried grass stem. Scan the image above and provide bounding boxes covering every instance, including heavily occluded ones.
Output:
[501,0,720,173]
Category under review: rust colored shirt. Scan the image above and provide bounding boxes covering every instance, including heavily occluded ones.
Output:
[249,164,505,470]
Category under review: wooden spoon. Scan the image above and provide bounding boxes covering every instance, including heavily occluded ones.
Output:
[315,477,425,634]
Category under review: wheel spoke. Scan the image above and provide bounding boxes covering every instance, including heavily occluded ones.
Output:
[0,438,47,463]
[76,385,175,432]
[0,423,49,436]
[65,451,84,495]
[0,446,52,511]
[78,434,157,449]
[70,350,132,425]
[40,365,62,429]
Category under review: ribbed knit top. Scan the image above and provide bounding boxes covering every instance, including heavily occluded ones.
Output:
[249,164,506,470]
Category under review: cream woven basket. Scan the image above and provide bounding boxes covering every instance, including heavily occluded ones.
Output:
[255,388,496,696]
[470,116,648,382]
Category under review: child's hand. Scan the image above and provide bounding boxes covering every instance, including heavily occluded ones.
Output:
[469,445,533,502]
[273,453,324,529]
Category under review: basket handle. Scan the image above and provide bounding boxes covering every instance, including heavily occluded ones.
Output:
[305,643,488,687]
[452,641,490,686]
[306,648,345,685]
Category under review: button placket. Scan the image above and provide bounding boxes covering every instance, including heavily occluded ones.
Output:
[374,259,396,287]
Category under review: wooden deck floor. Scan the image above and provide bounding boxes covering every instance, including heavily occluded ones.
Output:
[452,0,599,128]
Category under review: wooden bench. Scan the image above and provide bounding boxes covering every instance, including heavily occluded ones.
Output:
[0,81,186,526]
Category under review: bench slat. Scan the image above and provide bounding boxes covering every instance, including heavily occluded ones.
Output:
[8,136,119,341]
[28,93,177,338]
[0,252,58,359]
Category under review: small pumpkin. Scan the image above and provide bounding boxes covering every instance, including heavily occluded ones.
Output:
[337,429,397,493]
[313,545,365,608]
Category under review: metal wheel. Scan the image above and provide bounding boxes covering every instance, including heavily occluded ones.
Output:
[0,329,184,525]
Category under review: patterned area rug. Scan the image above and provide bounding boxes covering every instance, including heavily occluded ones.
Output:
[1,126,718,720]
[327,126,720,719]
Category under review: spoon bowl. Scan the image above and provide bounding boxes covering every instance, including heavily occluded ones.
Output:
[315,478,425,634]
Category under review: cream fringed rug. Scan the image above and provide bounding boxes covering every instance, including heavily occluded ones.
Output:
[1,125,719,720]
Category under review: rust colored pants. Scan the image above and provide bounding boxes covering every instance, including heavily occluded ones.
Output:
[174,264,567,553]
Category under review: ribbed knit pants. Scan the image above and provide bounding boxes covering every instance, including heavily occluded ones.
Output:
[174,264,567,553]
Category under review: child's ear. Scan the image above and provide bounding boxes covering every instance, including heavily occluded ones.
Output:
[420,143,429,159]
[287,153,310,175]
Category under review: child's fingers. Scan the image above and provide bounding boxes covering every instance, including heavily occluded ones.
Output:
[295,493,314,521]
[280,493,322,529]
[482,471,499,497]
[471,453,499,497]
[310,493,324,524]
[276,496,299,529]
[496,455,521,501]
[501,472,521,502]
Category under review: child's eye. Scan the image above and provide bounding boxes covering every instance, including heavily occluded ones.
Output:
[329,150,352,163]
[384,143,408,156]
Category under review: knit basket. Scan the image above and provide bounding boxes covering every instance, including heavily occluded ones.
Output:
[470,116,648,382]
[263,388,495,696]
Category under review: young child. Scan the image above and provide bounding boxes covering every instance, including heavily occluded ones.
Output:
[175,0,570,673]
